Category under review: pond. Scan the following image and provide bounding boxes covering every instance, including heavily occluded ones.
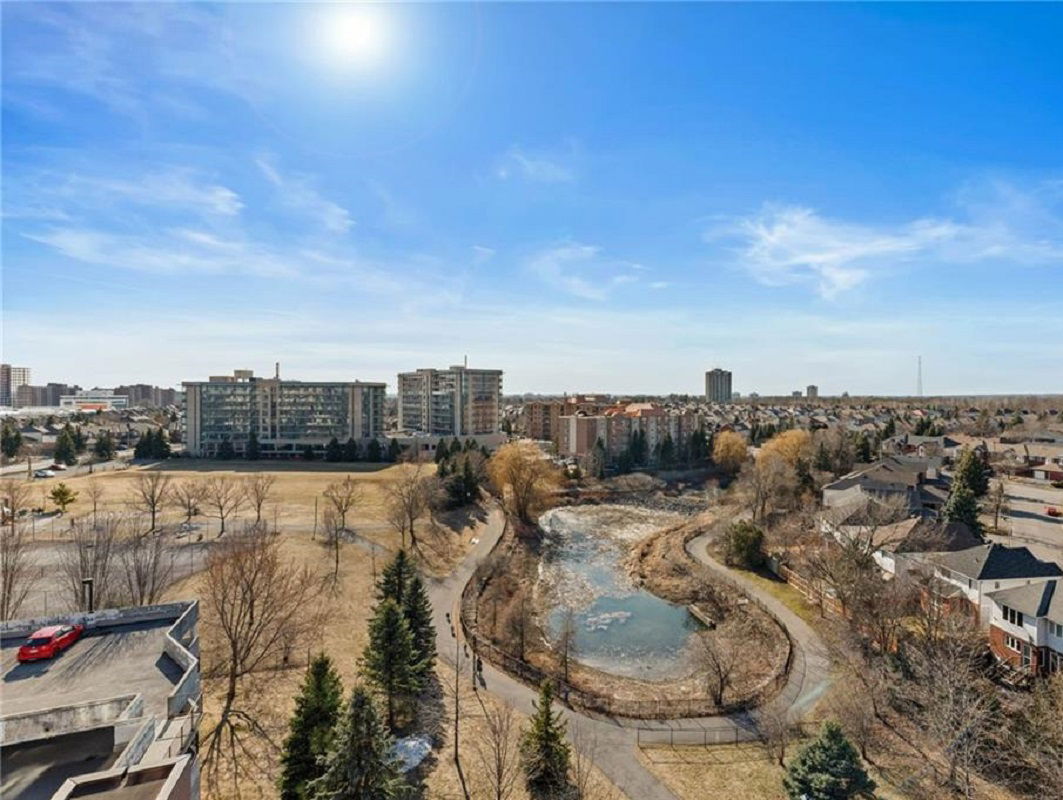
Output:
[536,505,703,680]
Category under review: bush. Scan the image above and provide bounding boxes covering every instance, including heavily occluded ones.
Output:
[723,520,765,570]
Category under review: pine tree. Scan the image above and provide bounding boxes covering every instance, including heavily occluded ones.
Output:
[153,429,172,459]
[279,654,344,800]
[520,681,570,795]
[944,481,982,536]
[342,437,360,462]
[246,431,261,460]
[366,439,382,463]
[310,685,403,800]
[325,437,343,463]
[50,482,78,513]
[855,434,872,463]
[93,431,116,461]
[73,426,88,454]
[360,599,420,729]
[813,441,832,472]
[2,424,23,459]
[434,440,448,464]
[377,550,414,605]
[303,445,317,461]
[401,574,436,683]
[54,429,78,465]
[783,721,876,800]
[449,437,462,457]
[217,438,236,459]
[954,448,989,496]
[387,438,401,462]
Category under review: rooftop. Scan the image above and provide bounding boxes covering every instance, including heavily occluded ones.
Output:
[930,543,1063,582]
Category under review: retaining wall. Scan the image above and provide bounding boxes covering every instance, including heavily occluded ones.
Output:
[0,693,142,746]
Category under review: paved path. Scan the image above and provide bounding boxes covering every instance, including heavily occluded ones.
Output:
[426,509,833,800]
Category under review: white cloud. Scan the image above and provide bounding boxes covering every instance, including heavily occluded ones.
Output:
[714,179,1063,299]
[526,243,607,300]
[649,281,670,290]
[496,146,574,183]
[471,245,496,264]
[256,157,354,234]
[74,171,243,217]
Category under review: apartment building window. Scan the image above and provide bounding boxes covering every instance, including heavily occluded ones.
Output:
[1004,634,1022,652]
[1047,650,1063,674]
[1050,621,1063,639]
[1002,605,1023,627]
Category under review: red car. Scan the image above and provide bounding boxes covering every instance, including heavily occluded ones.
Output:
[1048,507,1062,518]
[17,624,84,662]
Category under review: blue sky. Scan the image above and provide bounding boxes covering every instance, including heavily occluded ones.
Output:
[3,2,1062,395]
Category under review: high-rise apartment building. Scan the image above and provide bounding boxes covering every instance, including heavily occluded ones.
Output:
[806,384,819,399]
[183,369,385,458]
[704,368,733,404]
[0,364,31,407]
[398,365,503,437]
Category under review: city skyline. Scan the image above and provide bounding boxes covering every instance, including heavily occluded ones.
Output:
[3,4,1062,395]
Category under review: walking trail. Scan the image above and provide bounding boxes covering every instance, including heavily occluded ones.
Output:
[426,507,832,800]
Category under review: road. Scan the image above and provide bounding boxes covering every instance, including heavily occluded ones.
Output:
[987,479,1063,565]
[427,506,832,800]
[1,453,132,479]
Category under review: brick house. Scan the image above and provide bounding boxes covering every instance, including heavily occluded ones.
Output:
[985,579,1063,676]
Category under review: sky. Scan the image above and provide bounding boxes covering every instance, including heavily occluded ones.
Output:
[2,2,1062,396]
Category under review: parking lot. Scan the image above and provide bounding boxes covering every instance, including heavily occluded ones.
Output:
[1,620,182,719]
[988,479,1063,564]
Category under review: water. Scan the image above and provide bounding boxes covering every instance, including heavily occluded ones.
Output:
[537,505,703,680]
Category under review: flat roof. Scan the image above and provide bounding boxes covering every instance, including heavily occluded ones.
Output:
[1,620,182,720]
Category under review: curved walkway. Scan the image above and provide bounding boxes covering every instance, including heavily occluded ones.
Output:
[426,510,832,800]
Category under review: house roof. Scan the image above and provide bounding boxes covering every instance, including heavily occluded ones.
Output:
[987,580,1063,623]
[931,543,1063,582]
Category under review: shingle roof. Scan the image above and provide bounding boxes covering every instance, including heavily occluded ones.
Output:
[987,580,1063,623]
[931,544,1063,582]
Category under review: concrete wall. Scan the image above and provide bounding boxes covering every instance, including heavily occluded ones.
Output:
[164,602,201,717]
[0,601,194,641]
[0,694,141,746]
[115,717,158,768]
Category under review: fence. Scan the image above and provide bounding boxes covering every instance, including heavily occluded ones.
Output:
[635,718,820,748]
[461,520,795,720]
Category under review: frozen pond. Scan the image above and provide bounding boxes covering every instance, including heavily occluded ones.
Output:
[537,505,702,680]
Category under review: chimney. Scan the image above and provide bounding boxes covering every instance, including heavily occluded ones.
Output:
[275,362,280,380]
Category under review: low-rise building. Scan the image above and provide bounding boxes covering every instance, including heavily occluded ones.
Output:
[59,389,130,411]
[183,368,385,458]
[985,579,1063,676]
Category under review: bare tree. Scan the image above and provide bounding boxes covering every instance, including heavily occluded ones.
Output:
[243,474,276,525]
[321,509,344,583]
[738,452,796,522]
[557,606,578,686]
[569,721,620,800]
[828,676,879,761]
[502,594,529,660]
[473,694,521,800]
[119,527,174,606]
[1,480,37,619]
[205,476,244,536]
[60,516,123,610]
[199,524,320,797]
[383,462,434,549]
[85,479,106,529]
[128,472,172,531]
[172,479,207,525]
[757,702,795,767]
[699,635,738,707]
[487,441,560,522]
[988,479,1010,532]
[322,475,362,532]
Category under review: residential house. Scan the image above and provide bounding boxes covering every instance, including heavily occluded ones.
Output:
[985,579,1063,676]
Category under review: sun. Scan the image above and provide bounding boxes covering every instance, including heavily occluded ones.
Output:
[319,7,389,68]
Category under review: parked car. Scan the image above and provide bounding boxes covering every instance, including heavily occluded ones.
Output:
[1047,507,1062,518]
[49,463,68,471]
[33,469,56,479]
[17,624,85,662]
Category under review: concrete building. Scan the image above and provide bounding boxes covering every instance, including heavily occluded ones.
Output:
[806,385,819,399]
[115,385,178,408]
[183,368,385,458]
[59,389,130,412]
[0,364,31,407]
[523,395,609,444]
[557,402,702,466]
[704,368,732,404]
[398,365,503,437]
[0,602,201,800]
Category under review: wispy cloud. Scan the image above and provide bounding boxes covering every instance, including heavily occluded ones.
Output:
[713,179,1063,299]
[256,157,353,234]
[496,145,575,183]
[525,243,647,300]
[471,245,496,264]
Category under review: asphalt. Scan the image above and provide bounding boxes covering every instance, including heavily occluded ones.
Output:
[1,727,116,800]
[427,505,833,800]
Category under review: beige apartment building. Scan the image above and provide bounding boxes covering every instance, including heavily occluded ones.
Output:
[397,365,503,437]
[524,394,610,443]
[183,368,385,458]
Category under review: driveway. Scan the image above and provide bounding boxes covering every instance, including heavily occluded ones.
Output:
[427,507,834,800]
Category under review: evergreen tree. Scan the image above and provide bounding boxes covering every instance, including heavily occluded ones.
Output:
[883,416,896,438]
[401,574,436,683]
[377,550,415,605]
[217,438,236,459]
[434,440,448,464]
[2,424,23,459]
[855,434,872,463]
[325,437,343,463]
[73,426,88,454]
[246,431,261,460]
[153,429,172,459]
[49,482,78,513]
[93,431,116,461]
[366,439,382,463]
[303,444,317,461]
[659,433,675,468]
[953,448,989,496]
[944,482,982,536]
[310,685,403,800]
[387,438,401,462]
[279,654,344,800]
[795,457,815,495]
[520,681,570,795]
[813,441,832,472]
[360,599,420,729]
[783,721,876,800]
[342,437,360,462]
[54,429,78,465]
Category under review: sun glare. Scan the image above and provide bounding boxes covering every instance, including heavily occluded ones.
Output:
[318,6,389,68]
